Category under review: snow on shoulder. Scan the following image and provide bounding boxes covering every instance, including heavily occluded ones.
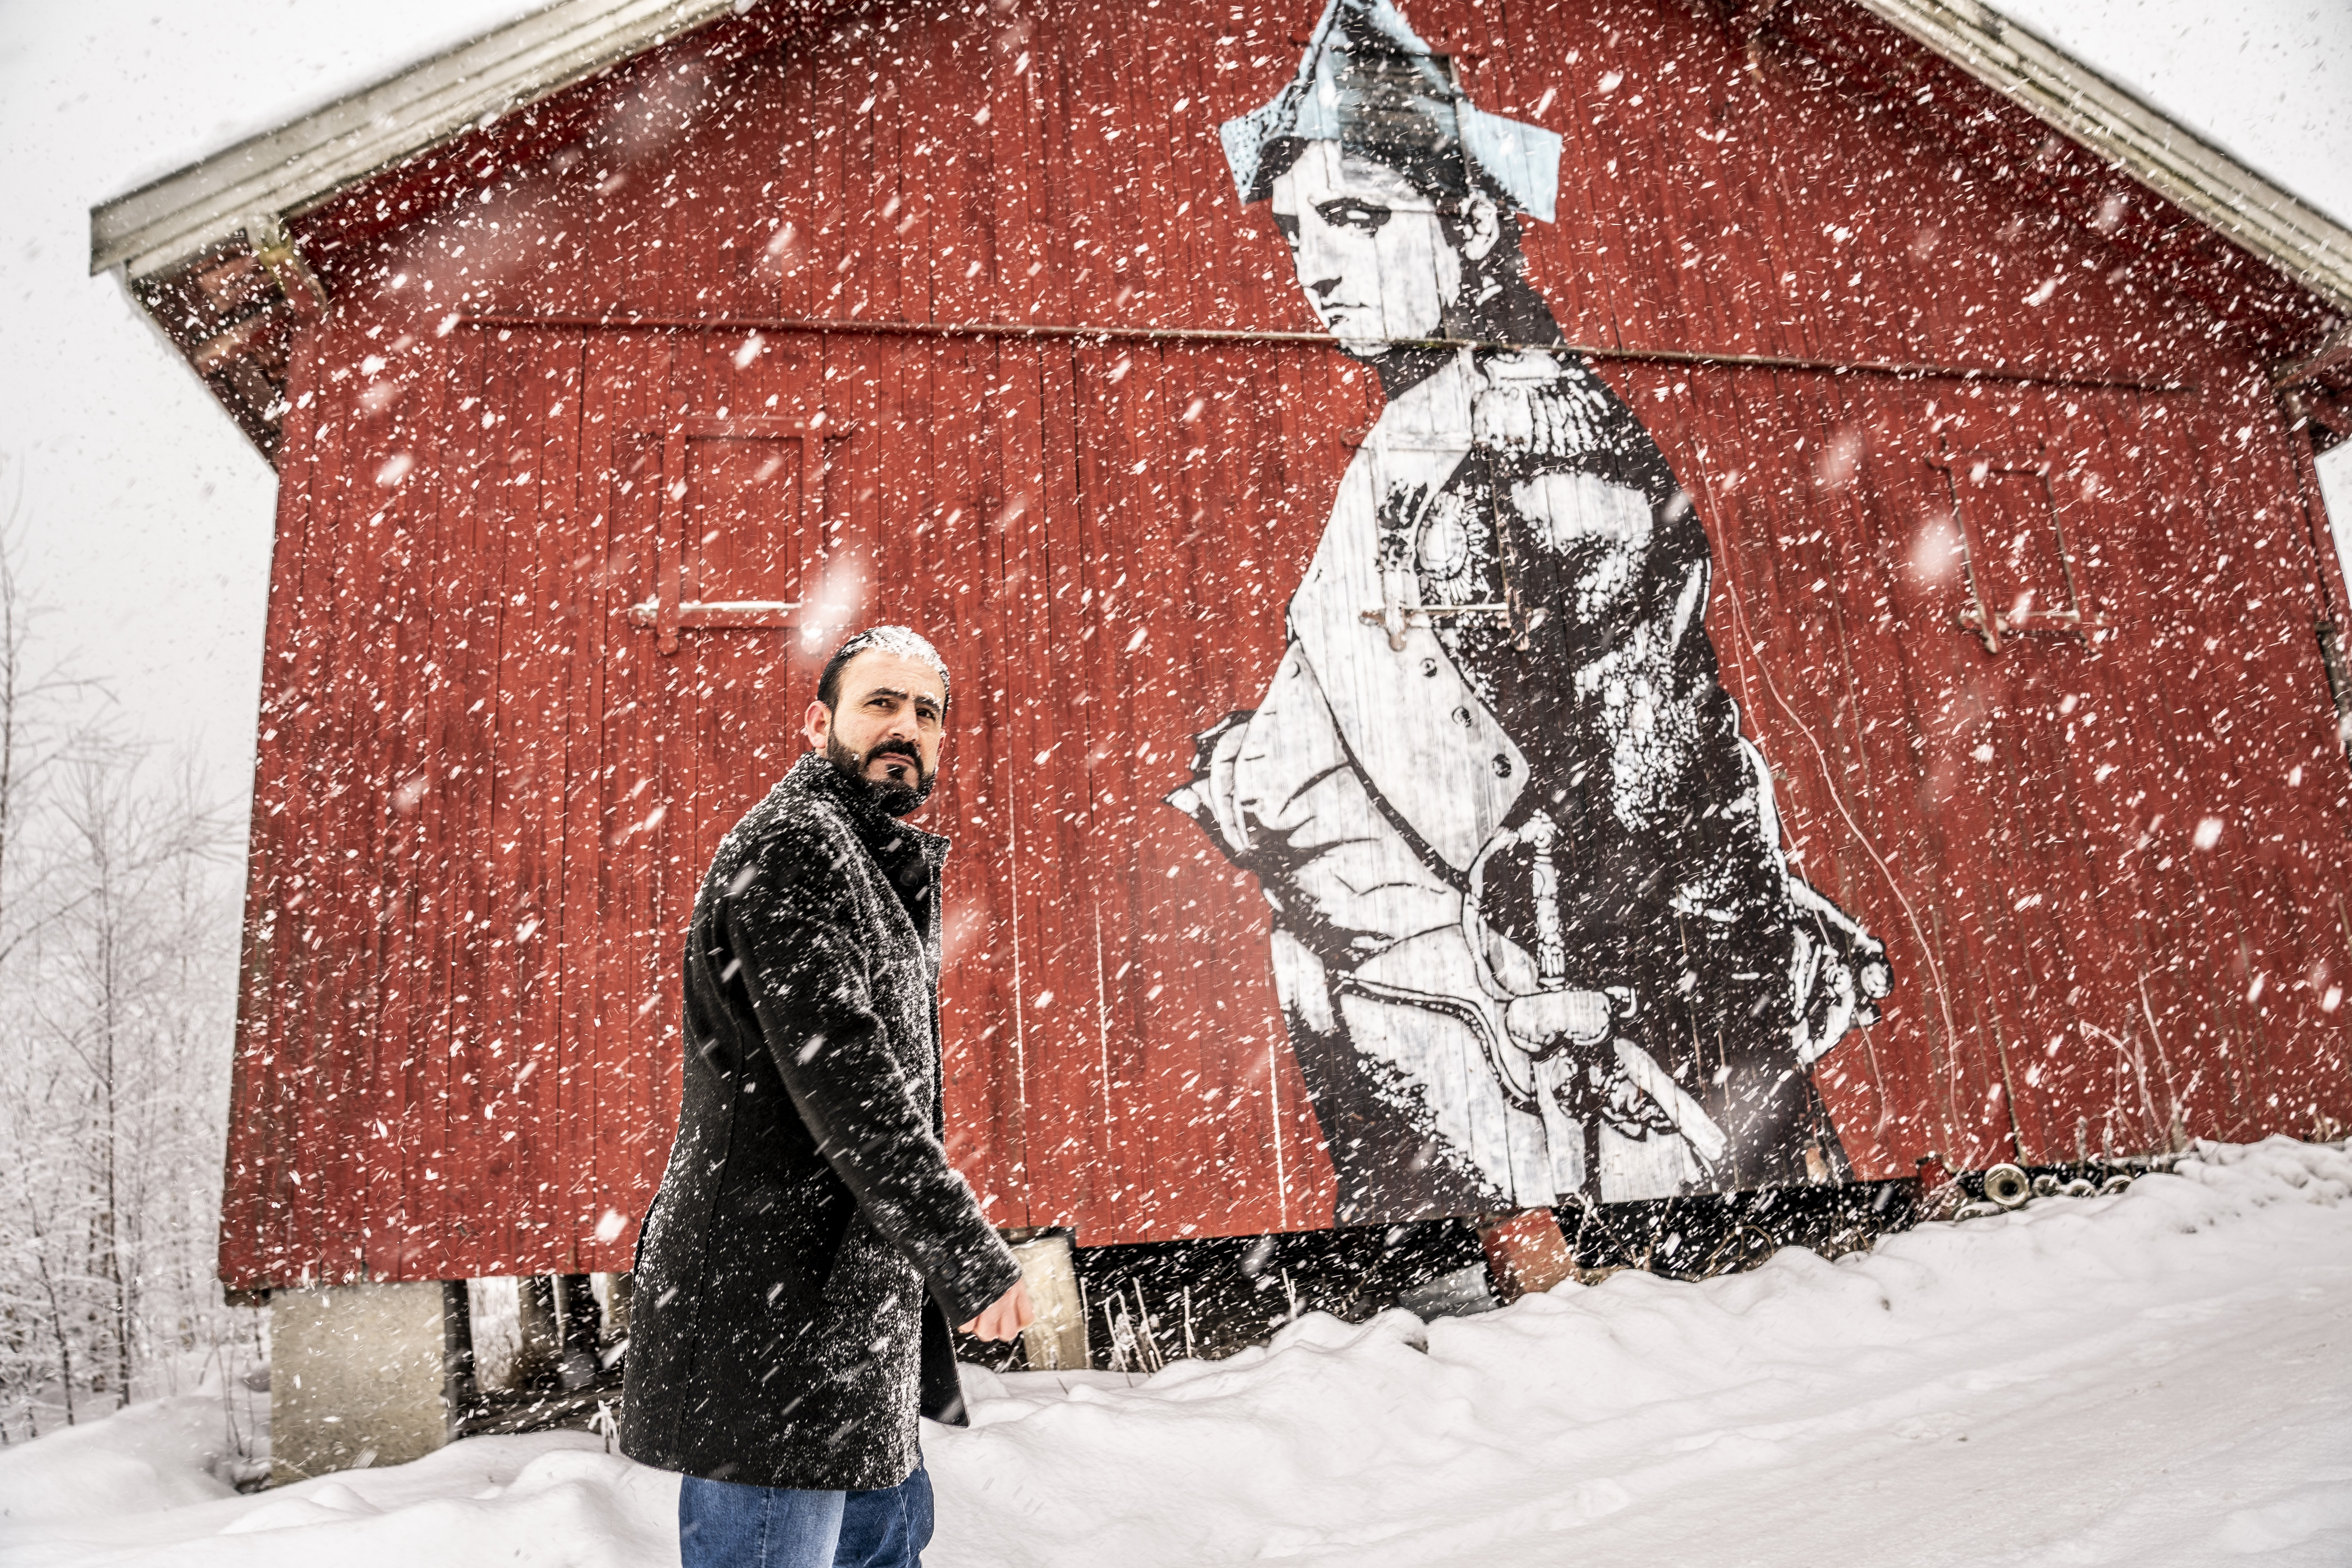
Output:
[5,1138,2349,1568]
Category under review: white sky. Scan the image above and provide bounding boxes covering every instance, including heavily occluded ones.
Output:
[0,0,544,792]
[0,0,2347,799]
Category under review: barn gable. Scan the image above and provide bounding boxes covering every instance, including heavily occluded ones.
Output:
[93,0,2352,461]
[90,0,2352,1291]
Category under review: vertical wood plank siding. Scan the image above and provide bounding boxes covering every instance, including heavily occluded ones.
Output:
[220,0,2352,1285]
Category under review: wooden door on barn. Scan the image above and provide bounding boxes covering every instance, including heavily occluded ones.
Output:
[584,336,846,1234]
[387,327,849,1276]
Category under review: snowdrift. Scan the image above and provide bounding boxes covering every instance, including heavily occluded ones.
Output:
[4,1138,2348,1567]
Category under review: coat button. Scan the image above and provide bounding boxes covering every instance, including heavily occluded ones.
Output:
[1492,754,1512,777]
[1451,705,1473,728]
[1421,658,1440,678]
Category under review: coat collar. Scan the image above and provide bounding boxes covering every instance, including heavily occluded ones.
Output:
[786,749,950,872]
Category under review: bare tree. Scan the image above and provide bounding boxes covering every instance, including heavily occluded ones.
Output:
[9,749,236,1425]
[0,472,241,1440]
[0,470,100,956]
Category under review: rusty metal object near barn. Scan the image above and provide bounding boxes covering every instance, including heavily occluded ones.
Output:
[89,0,2352,1473]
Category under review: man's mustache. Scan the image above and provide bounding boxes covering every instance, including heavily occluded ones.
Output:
[864,740,923,770]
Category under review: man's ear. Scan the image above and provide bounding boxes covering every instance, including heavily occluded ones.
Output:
[803,699,833,751]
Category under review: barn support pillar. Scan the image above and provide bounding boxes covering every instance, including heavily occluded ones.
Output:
[511,1274,563,1389]
[1007,1232,1089,1371]
[602,1271,634,1347]
[556,1274,602,1390]
[1476,1209,1577,1302]
[442,1280,478,1436]
[269,1280,457,1485]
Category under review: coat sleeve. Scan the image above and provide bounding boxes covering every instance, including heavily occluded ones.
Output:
[724,862,1021,1328]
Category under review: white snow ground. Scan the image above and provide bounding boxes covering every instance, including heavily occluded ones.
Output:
[4,1138,2348,1567]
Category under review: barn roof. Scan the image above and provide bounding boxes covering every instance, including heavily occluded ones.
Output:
[1852,0,2352,317]
[88,0,2352,458]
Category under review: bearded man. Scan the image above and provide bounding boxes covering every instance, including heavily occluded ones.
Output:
[624,626,1033,1568]
[1170,0,1892,1222]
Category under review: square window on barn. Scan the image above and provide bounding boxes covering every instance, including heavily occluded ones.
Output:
[623,417,851,653]
[1935,448,2104,654]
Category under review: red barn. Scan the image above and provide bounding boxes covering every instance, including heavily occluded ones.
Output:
[94,0,2352,1473]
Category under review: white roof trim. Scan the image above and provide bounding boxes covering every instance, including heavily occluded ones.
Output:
[1849,0,2352,317]
[90,0,746,280]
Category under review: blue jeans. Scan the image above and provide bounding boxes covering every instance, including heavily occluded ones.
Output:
[679,1458,935,1568]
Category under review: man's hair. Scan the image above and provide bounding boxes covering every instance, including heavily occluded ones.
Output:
[816,625,952,712]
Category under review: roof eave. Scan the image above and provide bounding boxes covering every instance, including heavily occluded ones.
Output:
[1847,0,2352,319]
[82,0,2352,467]
[88,0,746,281]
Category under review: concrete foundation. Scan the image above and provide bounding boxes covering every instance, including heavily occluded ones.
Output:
[1010,1233,1089,1371]
[270,1280,451,1484]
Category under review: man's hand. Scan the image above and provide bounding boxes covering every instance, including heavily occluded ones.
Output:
[1202,720,1253,853]
[958,1279,1036,1343]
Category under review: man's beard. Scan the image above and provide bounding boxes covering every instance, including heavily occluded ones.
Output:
[826,732,936,816]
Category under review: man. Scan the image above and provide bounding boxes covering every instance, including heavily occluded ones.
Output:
[623,625,1034,1568]
[1169,0,1892,1221]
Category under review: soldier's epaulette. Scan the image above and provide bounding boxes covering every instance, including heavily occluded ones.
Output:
[1471,360,1618,460]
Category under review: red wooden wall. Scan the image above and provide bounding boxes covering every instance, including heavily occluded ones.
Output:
[220,0,2352,1286]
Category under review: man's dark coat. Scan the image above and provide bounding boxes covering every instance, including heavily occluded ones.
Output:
[621,751,1021,1492]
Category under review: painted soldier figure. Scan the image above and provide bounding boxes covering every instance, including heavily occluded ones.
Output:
[1171,0,1893,1222]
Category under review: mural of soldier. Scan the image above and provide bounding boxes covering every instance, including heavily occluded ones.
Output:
[1169,0,1894,1222]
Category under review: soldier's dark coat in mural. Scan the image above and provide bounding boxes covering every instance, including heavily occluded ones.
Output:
[1169,0,1895,1222]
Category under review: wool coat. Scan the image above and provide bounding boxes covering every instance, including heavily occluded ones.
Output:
[621,750,1022,1492]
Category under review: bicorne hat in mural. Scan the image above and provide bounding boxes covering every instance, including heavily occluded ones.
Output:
[1218,0,1563,221]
